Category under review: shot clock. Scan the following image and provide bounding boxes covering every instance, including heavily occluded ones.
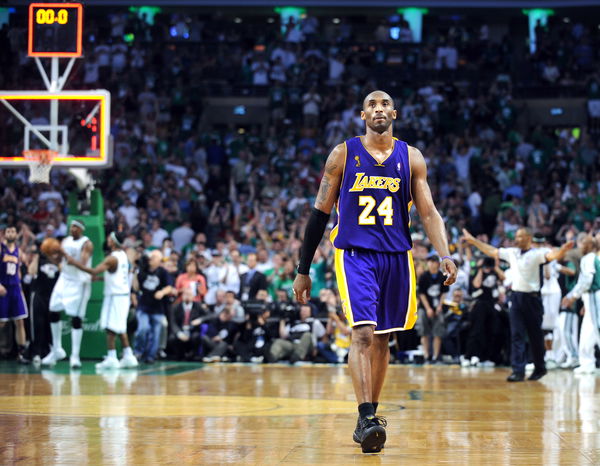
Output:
[28,3,83,57]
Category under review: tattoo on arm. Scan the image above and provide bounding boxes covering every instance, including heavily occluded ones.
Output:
[325,159,338,175]
[316,157,338,204]
[315,145,343,211]
[317,175,332,205]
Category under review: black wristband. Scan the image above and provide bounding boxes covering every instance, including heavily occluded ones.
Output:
[297,207,330,274]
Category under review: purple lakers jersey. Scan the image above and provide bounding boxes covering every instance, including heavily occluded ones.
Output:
[0,243,20,286]
[331,136,413,252]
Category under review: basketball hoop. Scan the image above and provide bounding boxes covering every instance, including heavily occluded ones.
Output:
[22,149,57,184]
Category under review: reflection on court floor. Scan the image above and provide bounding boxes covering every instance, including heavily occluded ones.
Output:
[0,363,598,464]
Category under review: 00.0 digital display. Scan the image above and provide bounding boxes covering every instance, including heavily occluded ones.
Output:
[35,8,69,25]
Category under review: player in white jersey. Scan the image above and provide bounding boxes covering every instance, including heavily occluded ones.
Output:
[541,260,569,365]
[42,220,93,368]
[65,231,138,370]
[537,235,577,367]
[562,235,600,374]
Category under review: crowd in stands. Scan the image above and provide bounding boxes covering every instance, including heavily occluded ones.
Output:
[0,8,599,367]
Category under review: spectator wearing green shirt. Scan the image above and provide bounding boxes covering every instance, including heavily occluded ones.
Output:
[271,258,296,300]
[309,248,327,298]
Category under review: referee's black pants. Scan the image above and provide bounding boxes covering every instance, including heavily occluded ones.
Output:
[509,291,545,375]
[29,293,51,358]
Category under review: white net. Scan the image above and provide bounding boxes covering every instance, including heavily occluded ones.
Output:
[23,150,56,184]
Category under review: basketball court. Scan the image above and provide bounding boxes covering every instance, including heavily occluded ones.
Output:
[0,363,598,464]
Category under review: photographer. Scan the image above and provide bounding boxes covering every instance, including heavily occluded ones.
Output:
[201,308,240,363]
[267,303,325,364]
[269,288,296,318]
[462,256,505,367]
[214,290,245,323]
[233,305,276,363]
[441,289,468,364]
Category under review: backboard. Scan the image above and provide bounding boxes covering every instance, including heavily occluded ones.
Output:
[0,90,112,168]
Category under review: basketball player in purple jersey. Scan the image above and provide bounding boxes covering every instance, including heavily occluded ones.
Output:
[293,90,457,453]
[0,225,30,364]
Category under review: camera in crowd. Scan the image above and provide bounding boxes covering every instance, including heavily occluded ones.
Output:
[481,256,495,271]
[244,299,269,319]
[269,300,299,321]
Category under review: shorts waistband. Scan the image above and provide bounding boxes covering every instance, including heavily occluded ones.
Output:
[344,248,410,255]
[513,290,541,296]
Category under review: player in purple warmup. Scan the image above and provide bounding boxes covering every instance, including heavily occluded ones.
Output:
[293,90,457,453]
[0,225,30,364]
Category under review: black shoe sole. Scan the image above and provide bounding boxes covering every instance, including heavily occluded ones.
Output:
[354,431,386,449]
[360,426,386,453]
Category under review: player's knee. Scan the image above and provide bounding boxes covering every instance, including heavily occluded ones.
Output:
[71,317,82,329]
[49,312,61,323]
[351,325,374,348]
[374,332,391,349]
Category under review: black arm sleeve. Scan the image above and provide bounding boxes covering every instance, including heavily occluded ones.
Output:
[297,207,330,275]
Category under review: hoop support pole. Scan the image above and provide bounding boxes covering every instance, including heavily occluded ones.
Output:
[0,99,52,148]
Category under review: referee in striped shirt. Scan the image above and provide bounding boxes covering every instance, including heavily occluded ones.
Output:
[462,227,574,382]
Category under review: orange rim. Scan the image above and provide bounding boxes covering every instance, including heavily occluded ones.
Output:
[22,149,58,165]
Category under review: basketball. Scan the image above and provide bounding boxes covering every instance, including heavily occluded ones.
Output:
[40,237,61,257]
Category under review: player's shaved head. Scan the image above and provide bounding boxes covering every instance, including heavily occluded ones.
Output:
[363,90,394,110]
[361,90,397,134]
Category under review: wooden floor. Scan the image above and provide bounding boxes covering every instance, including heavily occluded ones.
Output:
[0,361,598,465]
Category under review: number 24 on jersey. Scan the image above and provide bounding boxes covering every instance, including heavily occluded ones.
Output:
[358,196,394,226]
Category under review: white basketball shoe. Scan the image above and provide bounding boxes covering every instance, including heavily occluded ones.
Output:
[70,355,82,369]
[41,347,67,366]
[95,356,120,370]
[119,353,139,369]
